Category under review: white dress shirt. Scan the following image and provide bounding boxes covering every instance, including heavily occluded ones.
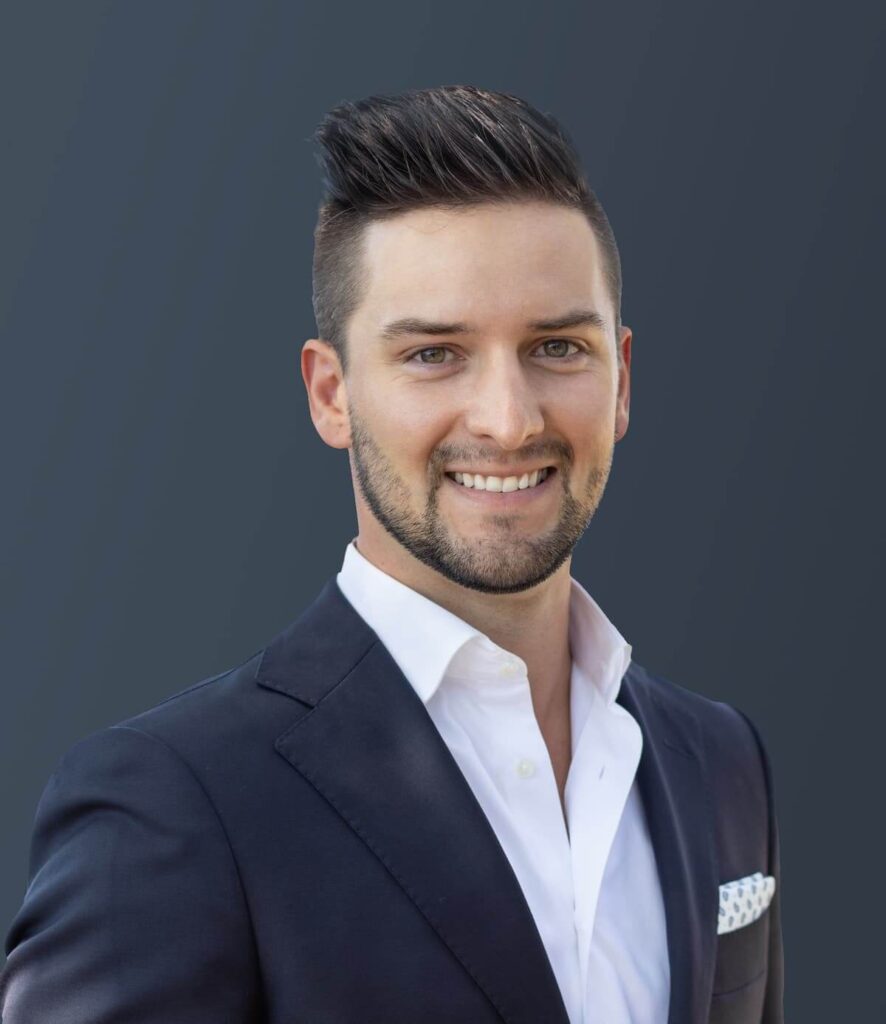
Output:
[337,541,670,1024]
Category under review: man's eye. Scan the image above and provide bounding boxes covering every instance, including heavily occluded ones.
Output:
[539,339,579,358]
[407,340,582,366]
[411,347,450,364]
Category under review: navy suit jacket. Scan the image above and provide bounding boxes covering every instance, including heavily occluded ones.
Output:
[2,578,784,1023]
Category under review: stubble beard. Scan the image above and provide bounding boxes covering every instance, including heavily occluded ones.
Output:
[349,408,614,595]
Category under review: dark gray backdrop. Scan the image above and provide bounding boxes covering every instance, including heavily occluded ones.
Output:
[2,1,883,1019]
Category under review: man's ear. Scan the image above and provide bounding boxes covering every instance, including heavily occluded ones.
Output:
[614,325,631,442]
[301,338,351,449]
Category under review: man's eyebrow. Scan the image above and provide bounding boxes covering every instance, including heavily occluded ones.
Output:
[379,317,471,340]
[527,308,608,333]
[378,308,608,340]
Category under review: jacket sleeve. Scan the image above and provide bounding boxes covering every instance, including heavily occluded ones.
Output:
[1,724,262,1023]
[732,707,785,1024]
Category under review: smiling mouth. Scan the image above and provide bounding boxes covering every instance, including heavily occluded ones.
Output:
[444,467,555,492]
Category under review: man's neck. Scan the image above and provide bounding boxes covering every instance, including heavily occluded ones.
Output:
[353,534,575,801]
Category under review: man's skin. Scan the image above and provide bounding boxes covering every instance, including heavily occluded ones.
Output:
[302,200,632,812]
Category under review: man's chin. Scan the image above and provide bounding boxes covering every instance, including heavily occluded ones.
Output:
[436,563,564,596]
[423,536,571,594]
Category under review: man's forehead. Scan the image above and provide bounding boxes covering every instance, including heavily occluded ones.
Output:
[356,203,610,332]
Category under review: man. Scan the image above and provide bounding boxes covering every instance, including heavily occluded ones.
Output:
[1,85,783,1023]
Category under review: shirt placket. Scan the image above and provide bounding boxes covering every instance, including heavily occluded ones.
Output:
[565,683,643,1010]
[483,648,585,1024]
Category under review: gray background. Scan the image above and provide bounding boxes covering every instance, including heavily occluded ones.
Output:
[2,0,883,1018]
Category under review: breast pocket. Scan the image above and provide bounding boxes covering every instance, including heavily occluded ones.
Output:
[710,906,770,1001]
[708,969,767,1024]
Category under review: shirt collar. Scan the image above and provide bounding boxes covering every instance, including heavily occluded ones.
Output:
[336,540,632,708]
[567,576,633,707]
[336,540,482,704]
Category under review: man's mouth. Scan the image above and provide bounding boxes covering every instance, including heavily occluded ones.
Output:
[444,467,555,492]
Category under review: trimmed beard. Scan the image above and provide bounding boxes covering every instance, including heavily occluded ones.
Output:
[348,406,614,595]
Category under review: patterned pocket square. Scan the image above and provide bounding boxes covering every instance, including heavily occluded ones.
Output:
[717,871,776,935]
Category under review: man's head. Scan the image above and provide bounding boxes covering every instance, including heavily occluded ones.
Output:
[311,85,622,373]
[302,86,631,595]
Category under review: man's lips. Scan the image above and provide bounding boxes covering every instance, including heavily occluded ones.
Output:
[442,467,558,504]
[444,466,555,490]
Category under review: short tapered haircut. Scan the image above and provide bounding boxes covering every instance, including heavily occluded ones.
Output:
[311,85,622,372]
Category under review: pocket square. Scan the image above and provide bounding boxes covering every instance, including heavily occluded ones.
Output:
[717,871,776,935]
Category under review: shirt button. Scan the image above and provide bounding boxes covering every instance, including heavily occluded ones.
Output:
[499,658,520,677]
[516,758,536,779]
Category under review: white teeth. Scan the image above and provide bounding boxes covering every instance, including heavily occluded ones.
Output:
[450,468,552,491]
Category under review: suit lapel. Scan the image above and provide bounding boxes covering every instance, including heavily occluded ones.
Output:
[256,579,570,1024]
[617,664,718,1024]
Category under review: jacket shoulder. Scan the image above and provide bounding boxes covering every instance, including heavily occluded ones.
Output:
[629,660,773,772]
[628,660,775,829]
[104,646,301,765]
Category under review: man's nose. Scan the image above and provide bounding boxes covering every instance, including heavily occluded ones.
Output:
[462,358,545,451]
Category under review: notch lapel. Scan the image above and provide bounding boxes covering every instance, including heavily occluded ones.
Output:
[617,665,718,1024]
[256,580,570,1024]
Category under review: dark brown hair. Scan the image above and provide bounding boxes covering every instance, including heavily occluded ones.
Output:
[311,85,621,371]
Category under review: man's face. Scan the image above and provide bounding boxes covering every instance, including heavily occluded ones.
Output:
[339,200,630,594]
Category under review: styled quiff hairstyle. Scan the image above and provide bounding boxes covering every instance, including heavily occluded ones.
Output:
[311,85,621,372]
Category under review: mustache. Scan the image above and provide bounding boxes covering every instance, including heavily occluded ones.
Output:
[428,440,573,474]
